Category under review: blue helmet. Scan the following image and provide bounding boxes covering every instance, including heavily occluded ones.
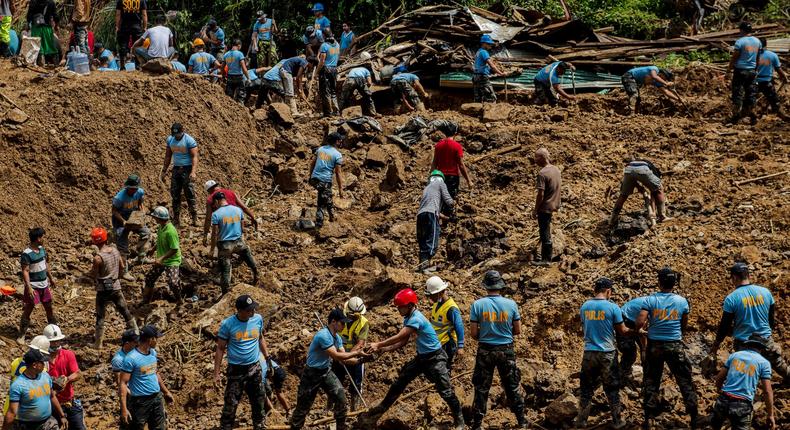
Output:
[480,34,495,45]
[312,3,324,12]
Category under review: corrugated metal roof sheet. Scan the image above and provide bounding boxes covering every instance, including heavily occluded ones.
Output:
[439,68,623,90]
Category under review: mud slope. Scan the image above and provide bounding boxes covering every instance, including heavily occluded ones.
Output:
[0,61,788,429]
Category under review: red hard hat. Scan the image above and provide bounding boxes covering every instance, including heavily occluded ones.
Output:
[393,288,418,307]
[91,227,108,244]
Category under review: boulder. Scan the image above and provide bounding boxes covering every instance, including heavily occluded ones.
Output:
[141,58,173,74]
[274,167,300,193]
[544,392,578,425]
[260,272,283,291]
[460,102,483,116]
[268,103,294,126]
[739,245,761,264]
[528,266,564,290]
[369,193,391,211]
[550,111,568,122]
[315,223,349,240]
[273,137,298,155]
[482,103,513,122]
[331,240,370,265]
[365,146,388,168]
[252,108,268,122]
[5,108,29,124]
[370,240,398,264]
[380,158,406,191]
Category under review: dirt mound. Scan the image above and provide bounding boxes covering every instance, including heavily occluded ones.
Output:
[0,60,788,430]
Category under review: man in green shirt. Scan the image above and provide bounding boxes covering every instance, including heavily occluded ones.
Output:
[143,206,182,304]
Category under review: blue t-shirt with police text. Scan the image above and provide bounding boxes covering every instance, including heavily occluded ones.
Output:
[306,327,343,369]
[642,292,689,341]
[120,348,160,396]
[757,50,780,82]
[218,313,264,365]
[734,36,762,70]
[320,42,340,67]
[311,145,343,183]
[581,298,623,352]
[167,133,197,167]
[722,349,771,401]
[723,284,775,341]
[469,295,520,346]
[223,50,245,76]
[9,372,52,422]
[211,204,244,242]
[188,52,216,75]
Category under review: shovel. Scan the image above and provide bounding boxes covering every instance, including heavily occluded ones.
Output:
[670,87,694,117]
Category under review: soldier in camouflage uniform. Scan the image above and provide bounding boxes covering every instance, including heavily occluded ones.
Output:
[290,309,367,430]
[468,271,527,430]
[390,72,429,113]
[576,278,634,429]
[636,268,699,429]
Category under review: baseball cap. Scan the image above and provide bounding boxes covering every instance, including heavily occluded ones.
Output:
[23,348,48,364]
[140,325,164,339]
[328,308,352,324]
[594,277,614,292]
[730,262,750,276]
[212,191,226,203]
[235,294,258,311]
[171,123,183,135]
[121,329,139,344]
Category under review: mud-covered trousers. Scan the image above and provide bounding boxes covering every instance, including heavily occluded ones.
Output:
[310,179,334,228]
[170,165,197,225]
[290,366,347,430]
[731,68,757,109]
[378,349,461,416]
[471,343,526,427]
[473,74,496,102]
[319,66,339,116]
[757,80,783,112]
[128,392,166,430]
[339,77,376,116]
[710,395,753,430]
[642,339,698,420]
[580,350,621,410]
[95,289,134,331]
[218,239,258,293]
[221,362,266,430]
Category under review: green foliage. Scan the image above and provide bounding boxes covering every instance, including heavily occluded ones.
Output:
[656,50,730,68]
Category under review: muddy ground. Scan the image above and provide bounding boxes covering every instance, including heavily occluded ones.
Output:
[0,61,788,429]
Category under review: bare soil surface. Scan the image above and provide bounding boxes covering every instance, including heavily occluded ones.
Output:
[0,62,788,429]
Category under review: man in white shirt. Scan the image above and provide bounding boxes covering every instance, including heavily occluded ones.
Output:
[132,14,173,63]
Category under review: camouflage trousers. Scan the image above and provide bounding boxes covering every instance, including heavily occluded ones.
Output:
[580,350,621,409]
[12,416,60,430]
[170,166,197,226]
[319,67,339,116]
[471,344,526,427]
[309,179,334,227]
[379,349,461,416]
[642,340,698,420]
[473,74,496,103]
[734,337,790,379]
[290,366,347,430]
[221,362,266,430]
[339,77,376,116]
[711,395,753,430]
[391,80,421,113]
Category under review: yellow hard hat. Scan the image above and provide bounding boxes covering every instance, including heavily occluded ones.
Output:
[143,38,151,48]
[193,38,205,47]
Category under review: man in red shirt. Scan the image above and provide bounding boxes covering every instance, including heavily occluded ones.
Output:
[45,324,85,430]
[430,124,472,199]
[202,180,258,248]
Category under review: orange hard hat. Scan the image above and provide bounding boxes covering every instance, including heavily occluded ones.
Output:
[193,38,205,47]
[91,227,108,244]
[1,284,16,296]
[143,38,151,48]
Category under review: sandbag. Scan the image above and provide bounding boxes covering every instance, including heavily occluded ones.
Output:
[20,36,41,65]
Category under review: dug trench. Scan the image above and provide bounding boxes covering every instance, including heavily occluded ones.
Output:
[0,62,788,429]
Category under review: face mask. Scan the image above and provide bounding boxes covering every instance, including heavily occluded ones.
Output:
[49,345,62,353]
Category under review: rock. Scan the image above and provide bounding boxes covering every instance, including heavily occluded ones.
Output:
[482,103,513,122]
[365,146,387,168]
[315,223,348,240]
[380,158,406,191]
[334,197,353,210]
[550,111,568,122]
[460,102,483,116]
[528,266,564,289]
[369,193,391,211]
[5,108,29,124]
[610,215,650,242]
[260,272,282,291]
[672,160,692,173]
[352,256,385,276]
[268,103,294,126]
[252,108,268,122]
[739,151,760,161]
[273,137,298,155]
[370,240,397,264]
[544,392,578,425]
[274,167,300,193]
[145,306,170,331]
[331,240,370,265]
[739,245,761,263]
[667,128,682,138]
[141,58,173,74]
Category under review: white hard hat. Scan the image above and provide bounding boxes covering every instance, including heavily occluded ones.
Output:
[29,335,51,354]
[425,276,448,295]
[43,324,66,341]
[344,297,367,316]
[359,51,372,61]
[150,206,170,220]
[204,179,218,193]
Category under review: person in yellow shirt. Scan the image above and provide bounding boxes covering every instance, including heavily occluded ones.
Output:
[426,276,464,372]
[3,336,50,414]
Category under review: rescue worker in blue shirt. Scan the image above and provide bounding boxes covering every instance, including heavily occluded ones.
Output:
[726,21,762,125]
[576,278,634,429]
[473,34,504,103]
[289,308,368,430]
[316,29,340,117]
[223,39,251,103]
[618,295,649,383]
[621,65,680,114]
[111,330,137,429]
[3,348,66,430]
[426,276,464,372]
[308,132,345,228]
[339,65,378,116]
[312,3,330,34]
[169,51,187,72]
[251,11,279,68]
[119,325,174,430]
[711,333,776,430]
[635,268,699,429]
[468,271,527,430]
[340,23,355,57]
[94,41,119,70]
[210,192,259,292]
[709,262,789,380]
[111,174,151,281]
[533,61,576,106]
[391,72,429,113]
[188,38,220,75]
[755,37,789,121]
[201,19,225,57]
[159,122,199,227]
[257,59,287,109]
[360,288,465,430]
[214,295,272,430]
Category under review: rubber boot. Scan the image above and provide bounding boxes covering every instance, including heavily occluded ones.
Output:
[611,405,626,429]
[628,95,638,115]
[93,326,105,350]
[516,413,529,429]
[356,404,385,428]
[453,411,465,430]
[574,402,591,429]
[17,317,30,345]
[745,106,758,126]
[726,103,743,125]
[542,243,553,263]
[127,318,140,334]
[656,200,671,223]
[287,97,302,117]
[609,207,622,228]
[122,264,135,282]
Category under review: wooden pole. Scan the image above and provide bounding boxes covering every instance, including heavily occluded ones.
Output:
[735,170,790,186]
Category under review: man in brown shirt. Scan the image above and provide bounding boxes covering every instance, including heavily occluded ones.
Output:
[532,147,561,266]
